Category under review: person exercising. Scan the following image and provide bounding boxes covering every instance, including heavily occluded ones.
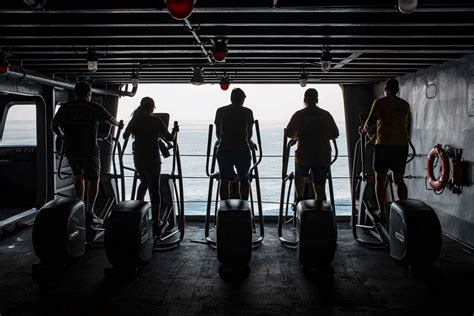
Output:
[214,88,254,200]
[123,97,178,237]
[363,78,410,223]
[285,88,339,202]
[52,81,122,226]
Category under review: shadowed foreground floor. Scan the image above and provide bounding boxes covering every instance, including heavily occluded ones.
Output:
[0,222,473,315]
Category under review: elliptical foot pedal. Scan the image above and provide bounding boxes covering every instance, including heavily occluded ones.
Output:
[218,265,250,282]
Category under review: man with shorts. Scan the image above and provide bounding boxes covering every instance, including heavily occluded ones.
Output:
[285,88,339,202]
[52,82,122,225]
[214,88,254,200]
[363,78,410,222]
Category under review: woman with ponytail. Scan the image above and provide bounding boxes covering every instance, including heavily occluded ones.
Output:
[123,97,178,237]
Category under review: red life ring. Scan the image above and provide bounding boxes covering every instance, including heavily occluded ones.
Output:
[426,144,450,191]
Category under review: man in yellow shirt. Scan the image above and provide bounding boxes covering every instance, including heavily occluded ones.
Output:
[363,79,410,222]
[285,88,339,202]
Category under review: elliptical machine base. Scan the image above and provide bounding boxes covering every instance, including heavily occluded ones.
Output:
[32,197,86,273]
[104,200,153,272]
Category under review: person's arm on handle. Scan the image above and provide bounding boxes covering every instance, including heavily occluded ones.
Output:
[285,113,298,139]
[247,109,254,143]
[214,109,221,141]
[329,113,340,140]
[51,107,64,138]
[363,100,378,135]
[157,118,178,143]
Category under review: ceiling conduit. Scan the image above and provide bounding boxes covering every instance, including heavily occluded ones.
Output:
[1,65,137,97]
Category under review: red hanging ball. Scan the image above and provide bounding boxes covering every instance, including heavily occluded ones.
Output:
[0,64,9,74]
[220,82,230,91]
[167,0,194,20]
[212,50,227,62]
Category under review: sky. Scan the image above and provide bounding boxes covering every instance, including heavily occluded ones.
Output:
[6,83,345,123]
[116,83,345,123]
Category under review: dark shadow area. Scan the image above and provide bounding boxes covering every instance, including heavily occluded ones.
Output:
[0,223,473,315]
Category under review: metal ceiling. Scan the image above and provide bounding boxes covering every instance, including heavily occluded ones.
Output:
[1,0,473,85]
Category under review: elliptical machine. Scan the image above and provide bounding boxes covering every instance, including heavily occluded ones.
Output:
[351,114,442,267]
[278,130,338,276]
[32,120,124,272]
[204,120,264,279]
[104,114,185,272]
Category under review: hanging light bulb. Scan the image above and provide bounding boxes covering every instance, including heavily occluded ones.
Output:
[190,66,204,85]
[165,0,195,20]
[212,38,228,62]
[320,49,332,73]
[299,71,309,87]
[0,64,9,74]
[220,73,230,91]
[0,51,10,74]
[86,48,98,73]
[131,72,139,88]
[398,0,417,14]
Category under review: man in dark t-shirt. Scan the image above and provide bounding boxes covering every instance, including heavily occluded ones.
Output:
[285,88,339,202]
[214,88,254,200]
[52,82,121,224]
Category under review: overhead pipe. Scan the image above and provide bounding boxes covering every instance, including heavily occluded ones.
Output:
[183,18,213,64]
[1,65,137,97]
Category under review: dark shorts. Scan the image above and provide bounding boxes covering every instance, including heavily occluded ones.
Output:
[295,163,329,186]
[68,155,101,181]
[217,146,251,182]
[135,159,161,201]
[373,144,408,175]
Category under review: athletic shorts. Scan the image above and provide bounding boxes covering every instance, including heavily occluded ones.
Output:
[135,159,161,202]
[216,146,251,182]
[373,144,408,175]
[295,163,329,186]
[68,155,101,181]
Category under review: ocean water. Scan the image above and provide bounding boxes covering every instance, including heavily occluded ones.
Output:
[1,119,352,215]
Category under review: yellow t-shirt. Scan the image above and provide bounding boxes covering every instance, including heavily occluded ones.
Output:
[365,96,410,146]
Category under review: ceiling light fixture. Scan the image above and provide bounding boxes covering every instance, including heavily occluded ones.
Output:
[320,47,332,73]
[211,38,228,62]
[299,70,309,87]
[131,72,139,88]
[165,0,196,20]
[220,73,230,91]
[398,0,418,14]
[86,47,98,73]
[190,66,204,85]
[23,0,47,10]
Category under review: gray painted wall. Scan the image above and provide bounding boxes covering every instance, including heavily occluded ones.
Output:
[395,54,474,247]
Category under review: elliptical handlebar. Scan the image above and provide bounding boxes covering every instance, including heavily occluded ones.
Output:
[205,124,214,178]
[331,139,338,165]
[111,120,124,158]
[248,120,263,177]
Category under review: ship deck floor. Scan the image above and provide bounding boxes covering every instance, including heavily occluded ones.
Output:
[0,222,473,315]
